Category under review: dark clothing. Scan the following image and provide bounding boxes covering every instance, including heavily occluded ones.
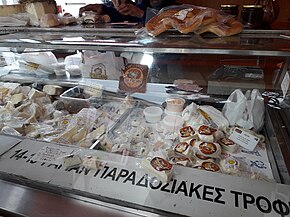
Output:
[102,2,141,23]
[102,0,176,23]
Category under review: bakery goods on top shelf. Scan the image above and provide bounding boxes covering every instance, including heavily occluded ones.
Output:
[145,4,243,37]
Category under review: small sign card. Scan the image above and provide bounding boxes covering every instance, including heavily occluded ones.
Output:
[31,145,76,163]
[229,127,260,151]
[118,64,148,93]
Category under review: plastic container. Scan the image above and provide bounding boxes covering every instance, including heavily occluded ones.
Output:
[162,115,184,132]
[143,106,163,123]
[166,97,185,113]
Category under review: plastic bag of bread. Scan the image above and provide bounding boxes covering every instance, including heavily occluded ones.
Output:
[40,14,60,28]
[145,4,243,37]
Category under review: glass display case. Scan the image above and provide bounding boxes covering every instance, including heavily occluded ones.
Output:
[0,26,289,217]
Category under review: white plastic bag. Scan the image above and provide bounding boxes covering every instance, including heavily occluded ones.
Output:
[81,51,124,80]
[222,89,265,132]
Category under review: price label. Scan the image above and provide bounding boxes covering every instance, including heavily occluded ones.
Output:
[31,146,76,163]
[229,127,260,151]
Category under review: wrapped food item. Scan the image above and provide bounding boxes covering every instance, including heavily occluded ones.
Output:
[59,15,77,25]
[40,14,60,28]
[179,126,196,142]
[198,161,220,172]
[174,142,192,158]
[141,157,173,183]
[197,142,221,158]
[194,152,214,164]
[170,157,192,167]
[63,154,82,169]
[82,155,103,169]
[197,125,216,142]
[220,158,240,175]
[145,5,243,37]
[43,85,63,96]
[182,102,229,130]
[219,137,238,153]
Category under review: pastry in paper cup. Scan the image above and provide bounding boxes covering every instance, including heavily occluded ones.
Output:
[141,157,173,183]
[179,126,196,142]
[197,142,221,158]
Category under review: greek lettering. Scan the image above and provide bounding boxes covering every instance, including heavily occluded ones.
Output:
[170,179,177,193]
[26,154,35,163]
[273,199,290,217]
[40,162,46,166]
[66,167,79,172]
[47,163,60,169]
[100,166,109,178]
[243,193,255,209]
[149,177,162,190]
[230,190,243,207]
[136,174,148,188]
[189,183,202,199]
[115,169,129,181]
[123,171,136,185]
[103,167,117,180]
[160,182,170,193]
[202,185,214,202]
[214,187,225,205]
[256,196,271,213]
[175,181,188,197]
[93,169,101,177]
[78,167,91,176]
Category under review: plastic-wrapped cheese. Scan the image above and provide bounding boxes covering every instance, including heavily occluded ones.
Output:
[28,88,45,99]
[197,142,221,158]
[43,85,63,96]
[174,142,192,158]
[197,125,216,142]
[179,126,196,142]
[141,157,173,183]
[63,154,82,169]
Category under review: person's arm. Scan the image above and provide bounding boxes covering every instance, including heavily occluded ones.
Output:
[116,3,144,18]
[79,4,103,17]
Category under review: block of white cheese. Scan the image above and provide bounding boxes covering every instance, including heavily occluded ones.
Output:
[28,88,45,100]
[10,93,25,105]
[141,157,173,183]
[43,85,63,96]
[25,2,56,21]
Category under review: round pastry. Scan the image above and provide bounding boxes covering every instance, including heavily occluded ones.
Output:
[198,142,221,158]
[201,162,220,172]
[220,158,240,174]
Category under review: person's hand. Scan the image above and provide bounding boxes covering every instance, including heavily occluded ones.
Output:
[79,4,103,17]
[116,3,144,18]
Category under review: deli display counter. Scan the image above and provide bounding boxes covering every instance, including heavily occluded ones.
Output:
[0,27,289,217]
